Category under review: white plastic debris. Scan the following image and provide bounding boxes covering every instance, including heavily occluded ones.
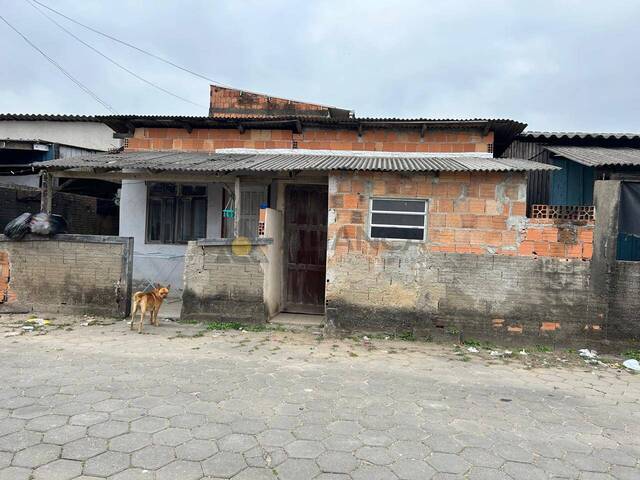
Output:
[519,349,528,356]
[579,349,598,359]
[622,359,640,372]
[4,331,21,337]
[22,325,34,331]
[490,350,502,356]
[504,350,513,356]
[467,347,479,353]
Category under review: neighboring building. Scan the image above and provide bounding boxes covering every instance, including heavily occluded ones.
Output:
[503,131,640,259]
[35,87,640,341]
[0,114,121,234]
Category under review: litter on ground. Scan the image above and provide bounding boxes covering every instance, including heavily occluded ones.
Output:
[623,359,640,372]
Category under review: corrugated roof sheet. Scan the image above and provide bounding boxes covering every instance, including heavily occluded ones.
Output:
[0,113,523,127]
[38,150,558,173]
[545,146,640,167]
[522,131,640,141]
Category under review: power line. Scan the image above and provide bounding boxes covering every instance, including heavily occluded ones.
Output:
[31,0,229,87]
[29,0,345,109]
[26,0,207,109]
[0,13,117,113]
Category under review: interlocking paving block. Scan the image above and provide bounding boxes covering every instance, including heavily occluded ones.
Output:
[274,458,320,480]
[83,451,130,477]
[130,416,169,433]
[284,439,325,459]
[426,452,471,474]
[87,420,129,439]
[155,460,203,480]
[131,445,176,470]
[175,438,219,461]
[0,431,42,452]
[355,446,393,465]
[202,451,247,478]
[152,428,192,447]
[317,451,359,473]
[219,433,258,453]
[11,443,61,468]
[33,459,83,480]
[110,432,153,453]
[61,436,107,461]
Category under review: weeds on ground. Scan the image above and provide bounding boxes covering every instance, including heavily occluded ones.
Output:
[623,349,640,361]
[205,321,286,333]
[397,331,416,341]
[534,345,552,353]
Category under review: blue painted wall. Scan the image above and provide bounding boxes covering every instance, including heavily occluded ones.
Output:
[549,157,595,206]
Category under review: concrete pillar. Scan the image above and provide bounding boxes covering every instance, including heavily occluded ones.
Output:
[592,180,621,289]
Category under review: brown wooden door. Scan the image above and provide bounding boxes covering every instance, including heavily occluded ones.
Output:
[284,185,328,314]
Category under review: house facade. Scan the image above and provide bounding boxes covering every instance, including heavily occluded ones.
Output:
[37,87,640,342]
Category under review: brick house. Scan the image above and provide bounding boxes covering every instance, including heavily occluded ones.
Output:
[38,87,639,342]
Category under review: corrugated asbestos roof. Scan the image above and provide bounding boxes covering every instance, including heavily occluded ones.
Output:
[545,146,640,167]
[38,150,557,173]
[521,131,640,141]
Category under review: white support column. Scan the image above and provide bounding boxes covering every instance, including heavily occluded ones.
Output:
[233,176,241,238]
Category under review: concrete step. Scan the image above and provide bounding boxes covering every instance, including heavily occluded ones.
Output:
[269,313,326,330]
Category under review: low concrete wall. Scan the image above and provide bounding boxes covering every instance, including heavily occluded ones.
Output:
[326,250,610,342]
[181,238,271,322]
[0,234,133,317]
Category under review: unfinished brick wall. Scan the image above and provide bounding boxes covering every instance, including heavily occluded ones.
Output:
[327,171,594,259]
[181,240,268,322]
[0,235,132,316]
[126,126,493,154]
[324,170,611,342]
[209,86,339,118]
[521,219,594,259]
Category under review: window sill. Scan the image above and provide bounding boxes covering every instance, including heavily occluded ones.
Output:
[196,238,273,246]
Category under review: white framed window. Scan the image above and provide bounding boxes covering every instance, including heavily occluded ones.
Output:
[369,198,427,241]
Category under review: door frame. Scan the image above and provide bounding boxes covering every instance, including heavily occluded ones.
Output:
[281,182,329,315]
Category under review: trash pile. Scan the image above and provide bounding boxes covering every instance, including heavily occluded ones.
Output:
[3,212,68,240]
[622,359,640,372]
[4,317,51,337]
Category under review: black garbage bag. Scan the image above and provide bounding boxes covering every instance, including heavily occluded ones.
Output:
[3,213,32,240]
[29,213,68,236]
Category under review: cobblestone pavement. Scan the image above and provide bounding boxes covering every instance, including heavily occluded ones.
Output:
[0,319,638,479]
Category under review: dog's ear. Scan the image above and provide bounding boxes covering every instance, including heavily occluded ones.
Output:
[155,283,160,289]
[166,284,171,290]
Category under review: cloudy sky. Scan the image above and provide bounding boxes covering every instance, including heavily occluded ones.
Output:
[1,0,639,132]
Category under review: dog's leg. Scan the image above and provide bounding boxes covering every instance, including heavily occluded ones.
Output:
[138,306,145,334]
[130,299,138,330]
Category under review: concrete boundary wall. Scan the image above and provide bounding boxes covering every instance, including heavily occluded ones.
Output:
[0,234,133,317]
[181,238,272,322]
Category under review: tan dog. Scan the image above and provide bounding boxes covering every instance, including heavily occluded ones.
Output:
[130,284,170,333]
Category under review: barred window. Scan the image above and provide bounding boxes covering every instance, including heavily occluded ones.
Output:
[146,183,207,244]
[369,198,427,241]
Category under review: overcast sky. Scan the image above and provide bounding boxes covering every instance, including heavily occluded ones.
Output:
[1,0,639,132]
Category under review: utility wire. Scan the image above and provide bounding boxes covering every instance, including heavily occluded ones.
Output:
[0,13,117,113]
[31,0,229,87]
[26,0,207,109]
[29,0,342,109]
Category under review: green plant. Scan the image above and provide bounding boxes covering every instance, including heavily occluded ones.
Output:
[446,326,460,336]
[534,345,552,353]
[206,321,243,331]
[623,349,640,361]
[463,339,481,347]
[397,331,416,341]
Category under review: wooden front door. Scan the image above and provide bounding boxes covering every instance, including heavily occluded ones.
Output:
[284,185,328,314]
